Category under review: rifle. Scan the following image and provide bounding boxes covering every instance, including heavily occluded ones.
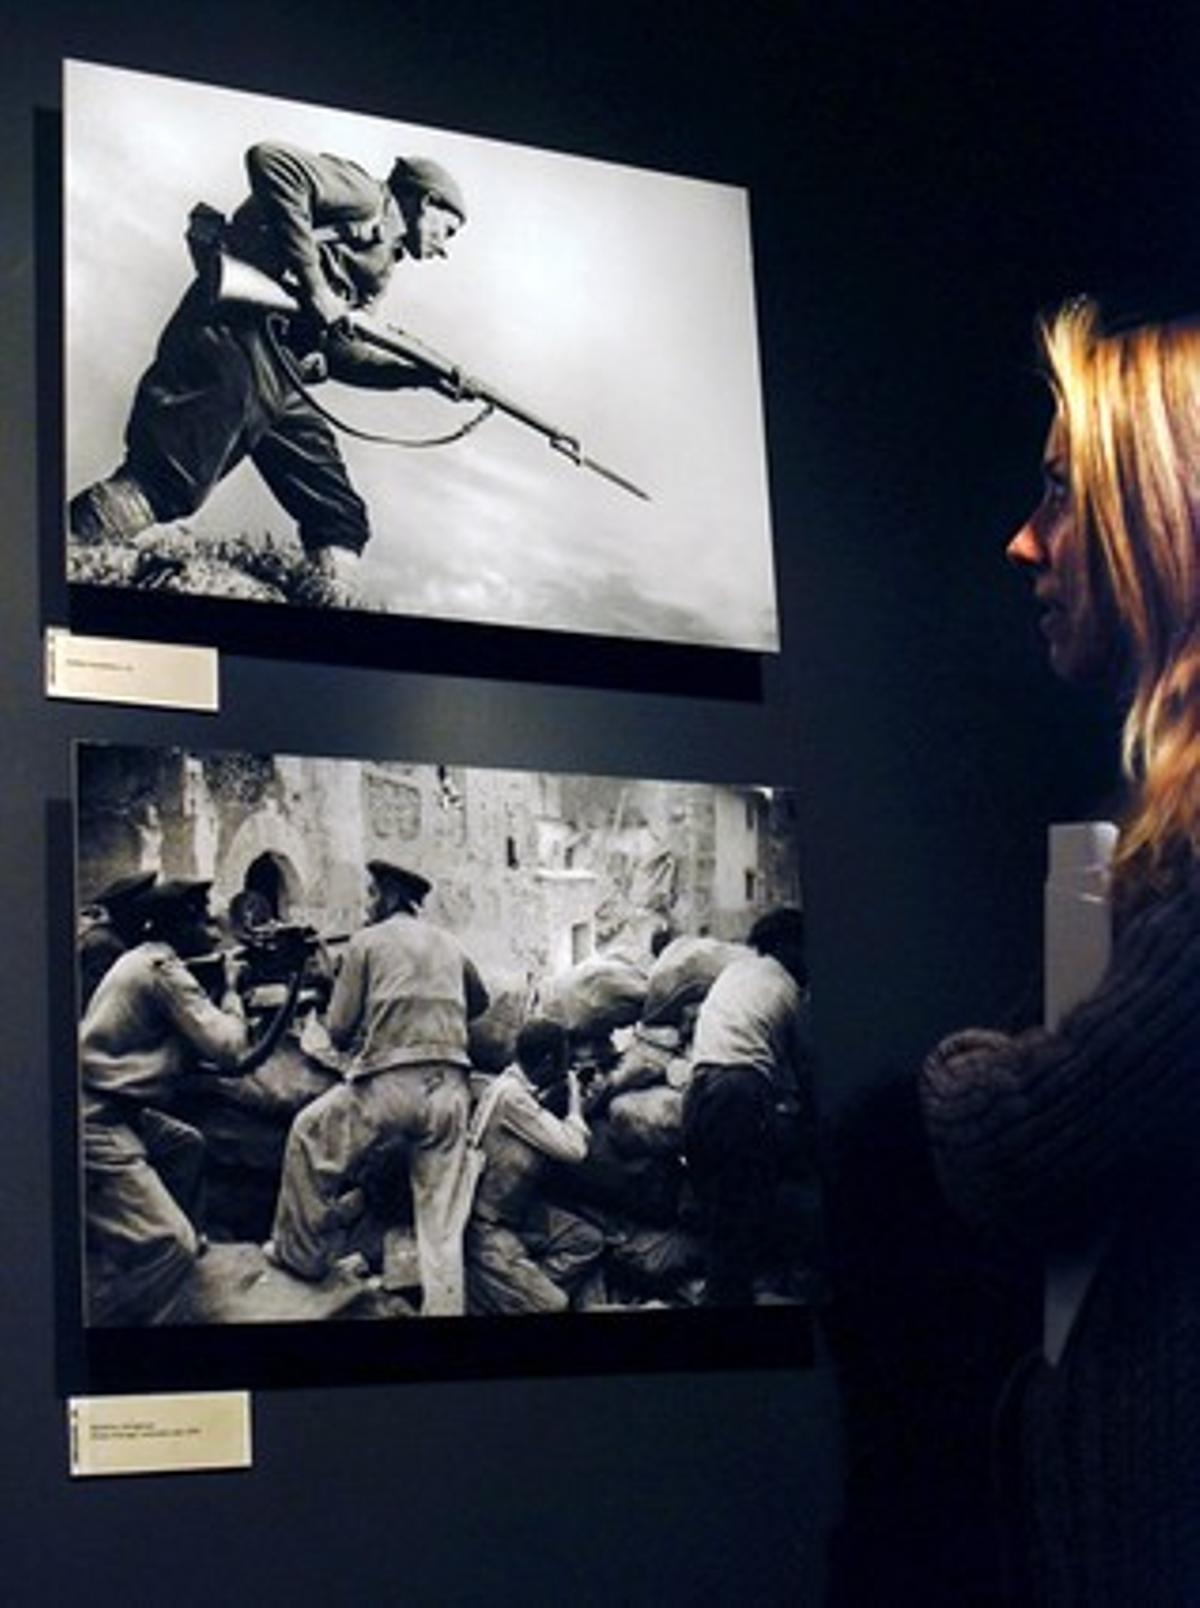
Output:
[212,252,651,502]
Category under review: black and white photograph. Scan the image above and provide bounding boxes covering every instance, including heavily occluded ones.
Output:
[76,742,819,1330]
[64,60,779,651]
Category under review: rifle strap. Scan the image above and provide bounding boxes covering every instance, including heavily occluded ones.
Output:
[467,1070,517,1150]
[264,314,495,449]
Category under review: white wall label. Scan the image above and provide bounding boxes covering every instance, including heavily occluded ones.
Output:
[68,1391,252,1477]
[45,627,219,712]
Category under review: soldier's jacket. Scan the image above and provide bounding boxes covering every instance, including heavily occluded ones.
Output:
[80,941,248,1111]
[223,141,407,313]
[215,141,423,390]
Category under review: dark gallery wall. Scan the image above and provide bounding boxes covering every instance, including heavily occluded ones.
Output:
[2,3,1198,1603]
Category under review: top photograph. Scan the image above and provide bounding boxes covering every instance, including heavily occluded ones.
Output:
[64,60,780,652]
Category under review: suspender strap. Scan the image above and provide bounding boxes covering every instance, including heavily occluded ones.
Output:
[467,1073,515,1150]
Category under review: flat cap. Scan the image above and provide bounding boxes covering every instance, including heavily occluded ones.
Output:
[366,859,432,907]
[141,877,213,917]
[93,870,157,911]
[388,156,467,223]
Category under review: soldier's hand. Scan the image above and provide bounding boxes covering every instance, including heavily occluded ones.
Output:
[295,350,329,384]
[306,284,353,337]
[222,951,249,998]
[437,365,480,403]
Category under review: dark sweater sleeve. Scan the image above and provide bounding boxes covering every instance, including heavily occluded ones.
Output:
[323,334,427,390]
[920,867,1200,1243]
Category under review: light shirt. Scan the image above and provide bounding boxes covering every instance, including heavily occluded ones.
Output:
[691,952,803,1092]
[472,1066,589,1227]
[80,942,247,1105]
[489,1067,589,1163]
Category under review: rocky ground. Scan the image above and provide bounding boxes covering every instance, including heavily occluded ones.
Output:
[68,525,346,607]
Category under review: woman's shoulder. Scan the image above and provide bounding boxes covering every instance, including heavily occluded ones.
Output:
[1113,850,1200,941]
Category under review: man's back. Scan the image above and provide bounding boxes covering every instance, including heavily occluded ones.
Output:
[472,1067,588,1227]
[327,912,474,1074]
[81,941,247,1103]
[691,952,800,1087]
[224,142,402,311]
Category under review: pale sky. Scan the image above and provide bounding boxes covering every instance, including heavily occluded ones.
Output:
[65,60,779,650]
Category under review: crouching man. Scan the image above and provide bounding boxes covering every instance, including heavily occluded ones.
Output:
[69,142,470,606]
[268,859,488,1316]
[466,1018,604,1314]
[80,877,248,1324]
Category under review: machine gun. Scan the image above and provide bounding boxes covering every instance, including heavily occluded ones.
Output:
[187,922,347,1075]
[211,251,651,503]
[187,920,329,990]
[235,919,328,987]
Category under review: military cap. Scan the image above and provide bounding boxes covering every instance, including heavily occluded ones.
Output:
[388,156,467,223]
[140,877,213,919]
[366,859,432,907]
[93,869,157,912]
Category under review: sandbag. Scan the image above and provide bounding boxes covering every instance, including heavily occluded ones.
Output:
[641,937,750,1027]
[608,1224,704,1296]
[538,955,647,1037]
[608,1085,685,1157]
[606,1024,679,1098]
[545,1117,681,1226]
[207,1037,340,1116]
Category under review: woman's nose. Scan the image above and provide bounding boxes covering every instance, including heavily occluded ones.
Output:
[1006,521,1044,567]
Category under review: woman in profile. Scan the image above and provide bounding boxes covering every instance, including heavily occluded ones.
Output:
[921,299,1200,1602]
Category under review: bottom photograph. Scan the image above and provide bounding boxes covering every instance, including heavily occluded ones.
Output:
[74,742,819,1334]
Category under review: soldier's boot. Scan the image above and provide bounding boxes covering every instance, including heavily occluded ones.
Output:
[293,544,364,609]
[69,471,158,545]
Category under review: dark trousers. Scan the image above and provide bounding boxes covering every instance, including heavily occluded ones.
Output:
[682,1063,776,1305]
[123,285,370,554]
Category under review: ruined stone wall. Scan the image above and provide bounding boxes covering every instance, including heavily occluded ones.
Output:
[711,786,761,934]
[358,762,599,984]
[77,747,185,902]
[693,785,803,941]
[76,749,802,988]
[764,790,804,911]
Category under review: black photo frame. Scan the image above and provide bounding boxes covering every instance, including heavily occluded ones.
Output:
[66,740,818,1390]
[64,60,781,659]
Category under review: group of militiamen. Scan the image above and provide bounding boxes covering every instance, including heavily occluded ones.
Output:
[78,861,817,1325]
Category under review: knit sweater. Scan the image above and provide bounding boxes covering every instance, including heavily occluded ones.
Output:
[920,861,1200,1605]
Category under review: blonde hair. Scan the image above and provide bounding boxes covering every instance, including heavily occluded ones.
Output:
[1039,298,1200,908]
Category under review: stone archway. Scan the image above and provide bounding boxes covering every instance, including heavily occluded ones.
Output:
[244,852,295,920]
[216,809,312,924]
